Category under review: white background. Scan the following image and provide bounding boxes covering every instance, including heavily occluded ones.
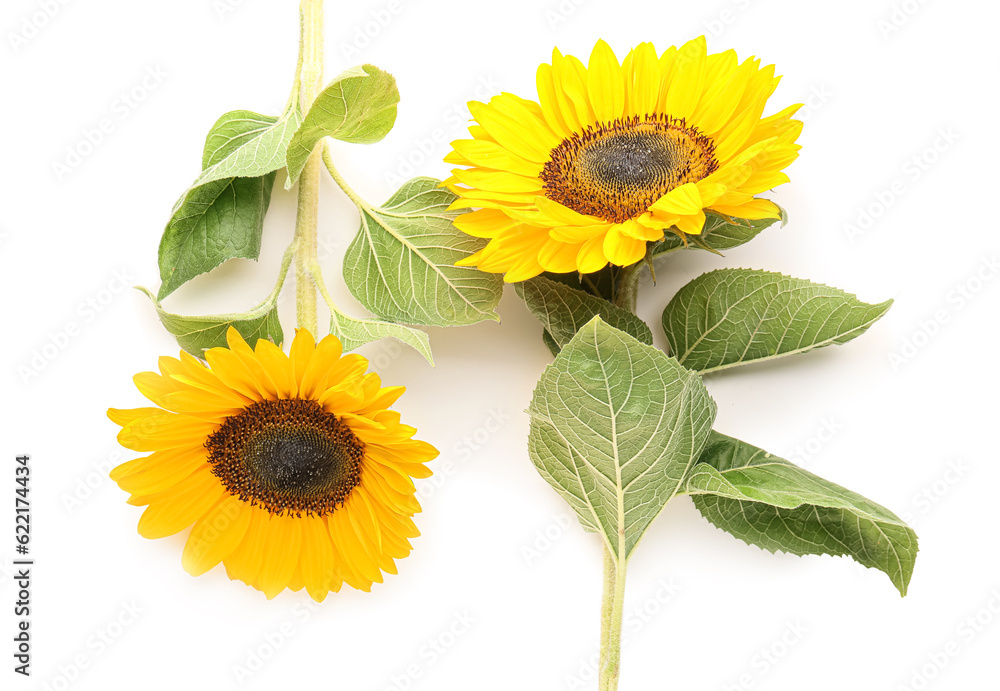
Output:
[2,0,999,689]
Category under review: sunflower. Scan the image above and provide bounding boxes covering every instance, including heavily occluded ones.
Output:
[443,37,803,281]
[108,327,436,602]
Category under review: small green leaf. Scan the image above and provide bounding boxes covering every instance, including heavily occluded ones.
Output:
[330,312,433,365]
[684,431,918,596]
[190,108,302,188]
[158,111,285,300]
[661,269,892,373]
[138,287,283,357]
[527,317,717,563]
[342,177,503,327]
[285,64,399,187]
[515,275,652,353]
[157,175,274,300]
[541,329,560,358]
[651,209,785,259]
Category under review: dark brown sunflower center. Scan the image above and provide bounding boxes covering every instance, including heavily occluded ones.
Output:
[206,399,364,517]
[540,114,719,224]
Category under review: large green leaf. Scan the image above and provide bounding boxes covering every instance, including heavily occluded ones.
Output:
[661,269,892,373]
[684,431,918,596]
[191,108,302,188]
[138,287,283,357]
[515,275,652,353]
[157,111,284,300]
[285,64,399,186]
[651,208,786,259]
[342,177,503,326]
[329,312,433,365]
[527,317,717,563]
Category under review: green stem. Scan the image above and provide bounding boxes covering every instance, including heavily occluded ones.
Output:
[599,547,627,691]
[598,258,648,689]
[305,259,347,331]
[320,143,368,209]
[269,239,299,304]
[293,0,324,334]
[613,262,643,313]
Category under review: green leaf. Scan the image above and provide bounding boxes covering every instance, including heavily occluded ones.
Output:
[527,317,717,562]
[190,108,302,188]
[515,275,652,353]
[137,287,283,357]
[285,64,399,187]
[157,175,275,300]
[157,111,284,300]
[541,329,560,358]
[661,269,892,373]
[651,208,786,259]
[684,431,918,596]
[342,177,503,327]
[329,312,433,365]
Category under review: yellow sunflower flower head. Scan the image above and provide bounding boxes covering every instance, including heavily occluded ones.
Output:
[108,327,437,602]
[444,37,803,281]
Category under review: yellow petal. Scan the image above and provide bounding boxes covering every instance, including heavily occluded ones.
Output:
[468,99,554,164]
[576,235,609,274]
[137,466,225,539]
[454,208,520,238]
[535,62,574,138]
[538,238,584,273]
[651,182,704,216]
[450,168,544,194]
[288,328,316,397]
[587,39,624,123]
[182,495,252,577]
[258,514,302,599]
[623,42,660,116]
[619,218,663,242]
[663,36,707,120]
[602,225,646,266]
[675,210,707,235]
[300,517,341,602]
[115,447,208,495]
[253,339,295,399]
[450,139,543,177]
